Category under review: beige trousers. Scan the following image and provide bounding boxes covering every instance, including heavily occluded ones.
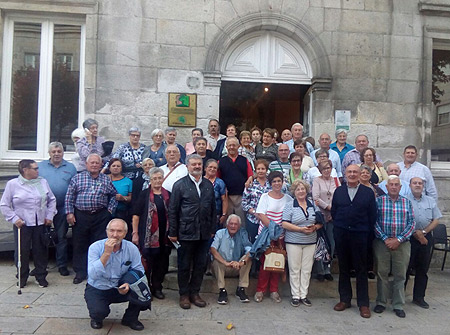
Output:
[211,258,252,289]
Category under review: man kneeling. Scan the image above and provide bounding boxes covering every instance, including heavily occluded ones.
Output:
[85,219,146,331]
[210,214,252,304]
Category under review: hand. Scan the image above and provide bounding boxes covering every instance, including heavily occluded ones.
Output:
[118,283,130,295]
[168,236,178,243]
[104,238,118,254]
[219,215,227,225]
[44,219,53,226]
[302,225,315,234]
[244,176,254,189]
[67,214,76,226]
[419,237,428,245]
[385,237,400,250]
[14,219,25,228]
[375,161,383,168]
[135,163,142,169]
[116,194,124,201]
[314,200,320,206]
[132,232,139,245]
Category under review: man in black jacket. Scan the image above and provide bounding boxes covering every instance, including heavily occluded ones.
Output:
[331,164,377,318]
[168,154,217,309]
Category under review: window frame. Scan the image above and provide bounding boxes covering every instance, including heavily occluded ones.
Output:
[0,13,86,160]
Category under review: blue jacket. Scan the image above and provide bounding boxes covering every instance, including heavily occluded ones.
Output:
[250,221,283,260]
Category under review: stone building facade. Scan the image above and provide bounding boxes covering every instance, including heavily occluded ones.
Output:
[0,0,449,221]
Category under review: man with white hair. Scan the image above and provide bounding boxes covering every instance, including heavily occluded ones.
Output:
[311,133,342,178]
[65,153,118,285]
[373,175,415,318]
[164,127,186,164]
[378,163,410,197]
[210,214,252,304]
[285,123,314,154]
[160,144,188,192]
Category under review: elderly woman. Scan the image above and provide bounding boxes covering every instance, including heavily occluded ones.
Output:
[204,159,228,228]
[255,128,278,163]
[142,129,166,167]
[132,158,155,202]
[76,118,106,171]
[312,160,340,281]
[185,128,211,155]
[254,171,293,303]
[238,131,255,170]
[282,180,322,307]
[304,149,338,186]
[70,128,85,172]
[288,152,303,185]
[359,147,388,184]
[0,160,57,288]
[294,139,315,173]
[132,167,171,299]
[102,127,146,179]
[193,137,215,170]
[330,129,355,163]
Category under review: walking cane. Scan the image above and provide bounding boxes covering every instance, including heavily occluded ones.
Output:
[17,227,22,295]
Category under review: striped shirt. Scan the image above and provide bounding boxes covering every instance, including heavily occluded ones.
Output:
[375,194,415,243]
[256,192,292,234]
[282,199,318,245]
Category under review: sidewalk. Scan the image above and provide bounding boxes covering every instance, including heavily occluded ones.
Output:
[0,254,449,335]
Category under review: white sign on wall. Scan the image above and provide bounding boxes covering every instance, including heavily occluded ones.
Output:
[335,110,351,131]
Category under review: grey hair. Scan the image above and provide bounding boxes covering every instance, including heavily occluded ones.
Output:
[149,167,164,180]
[151,128,164,138]
[315,148,329,159]
[128,127,141,135]
[226,214,241,226]
[82,118,98,130]
[48,141,64,152]
[165,127,177,135]
[291,122,303,132]
[225,136,239,146]
[164,144,180,155]
[86,153,102,163]
[106,218,128,233]
[360,164,372,174]
[335,129,348,137]
[71,128,85,142]
[387,174,401,185]
[186,153,202,166]
[142,158,155,166]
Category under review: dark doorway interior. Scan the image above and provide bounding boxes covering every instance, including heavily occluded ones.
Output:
[219,81,310,134]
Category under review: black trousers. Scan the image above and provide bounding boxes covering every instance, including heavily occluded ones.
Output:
[14,224,48,281]
[406,234,433,300]
[143,246,171,292]
[72,208,110,278]
[177,240,209,296]
[54,206,69,268]
[334,226,369,307]
[84,284,141,322]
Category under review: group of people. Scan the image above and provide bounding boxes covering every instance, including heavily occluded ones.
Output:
[0,118,442,330]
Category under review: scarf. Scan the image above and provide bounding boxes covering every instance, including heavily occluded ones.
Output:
[141,173,150,191]
[19,175,47,209]
[288,169,303,185]
[144,188,170,249]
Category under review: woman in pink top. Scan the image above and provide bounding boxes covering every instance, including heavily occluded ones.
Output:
[254,171,293,303]
[185,128,211,155]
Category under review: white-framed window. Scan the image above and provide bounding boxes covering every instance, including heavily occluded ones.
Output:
[0,14,86,160]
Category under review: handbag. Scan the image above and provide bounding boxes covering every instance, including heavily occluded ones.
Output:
[314,228,331,263]
[263,245,287,273]
[42,225,59,247]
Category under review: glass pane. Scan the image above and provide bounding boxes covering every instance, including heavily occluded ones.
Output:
[9,22,41,150]
[50,24,81,150]
[432,48,450,161]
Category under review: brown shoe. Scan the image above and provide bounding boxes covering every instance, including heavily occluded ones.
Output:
[334,301,351,311]
[179,295,191,309]
[359,306,371,318]
[190,294,207,307]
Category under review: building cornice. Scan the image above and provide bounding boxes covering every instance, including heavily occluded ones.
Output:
[0,0,97,15]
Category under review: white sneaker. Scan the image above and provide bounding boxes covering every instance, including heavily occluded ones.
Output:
[254,291,264,303]
[270,292,282,303]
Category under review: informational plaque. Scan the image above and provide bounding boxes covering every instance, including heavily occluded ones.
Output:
[168,93,197,127]
[335,110,351,131]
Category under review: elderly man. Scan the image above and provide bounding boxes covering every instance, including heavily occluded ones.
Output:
[160,144,188,192]
[85,219,145,331]
[210,214,252,304]
[268,144,291,178]
[164,127,186,164]
[311,133,342,177]
[281,129,292,143]
[398,145,437,200]
[65,153,118,284]
[168,154,216,309]
[373,175,415,318]
[341,134,382,174]
[218,137,253,226]
[331,165,377,319]
[330,129,355,162]
[285,122,314,154]
[206,119,226,151]
[38,142,77,276]
[405,177,442,309]
[378,163,411,197]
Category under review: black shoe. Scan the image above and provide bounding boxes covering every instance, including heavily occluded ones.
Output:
[394,309,406,318]
[218,288,228,305]
[153,290,165,300]
[236,287,250,303]
[17,280,27,288]
[324,274,334,281]
[35,278,48,288]
[316,274,325,282]
[121,319,144,331]
[374,305,385,313]
[412,299,429,309]
[367,271,376,280]
[73,276,85,284]
[59,267,70,276]
[291,298,300,307]
[90,319,103,329]
[300,297,312,307]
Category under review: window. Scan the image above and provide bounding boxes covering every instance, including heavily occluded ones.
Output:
[431,44,450,162]
[0,14,85,159]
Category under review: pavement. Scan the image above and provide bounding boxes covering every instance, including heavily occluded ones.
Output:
[0,251,449,335]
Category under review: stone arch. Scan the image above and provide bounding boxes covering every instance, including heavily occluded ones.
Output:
[204,13,332,90]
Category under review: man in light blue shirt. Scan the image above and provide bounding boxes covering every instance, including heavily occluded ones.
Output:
[210,214,252,305]
[378,164,411,197]
[85,219,145,331]
[38,142,76,276]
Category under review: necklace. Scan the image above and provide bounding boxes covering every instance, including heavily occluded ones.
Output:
[323,177,333,198]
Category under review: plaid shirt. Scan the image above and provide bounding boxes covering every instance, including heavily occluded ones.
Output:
[65,172,117,214]
[375,194,415,243]
[242,179,271,225]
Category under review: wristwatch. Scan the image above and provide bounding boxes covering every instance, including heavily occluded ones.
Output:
[422,229,427,235]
